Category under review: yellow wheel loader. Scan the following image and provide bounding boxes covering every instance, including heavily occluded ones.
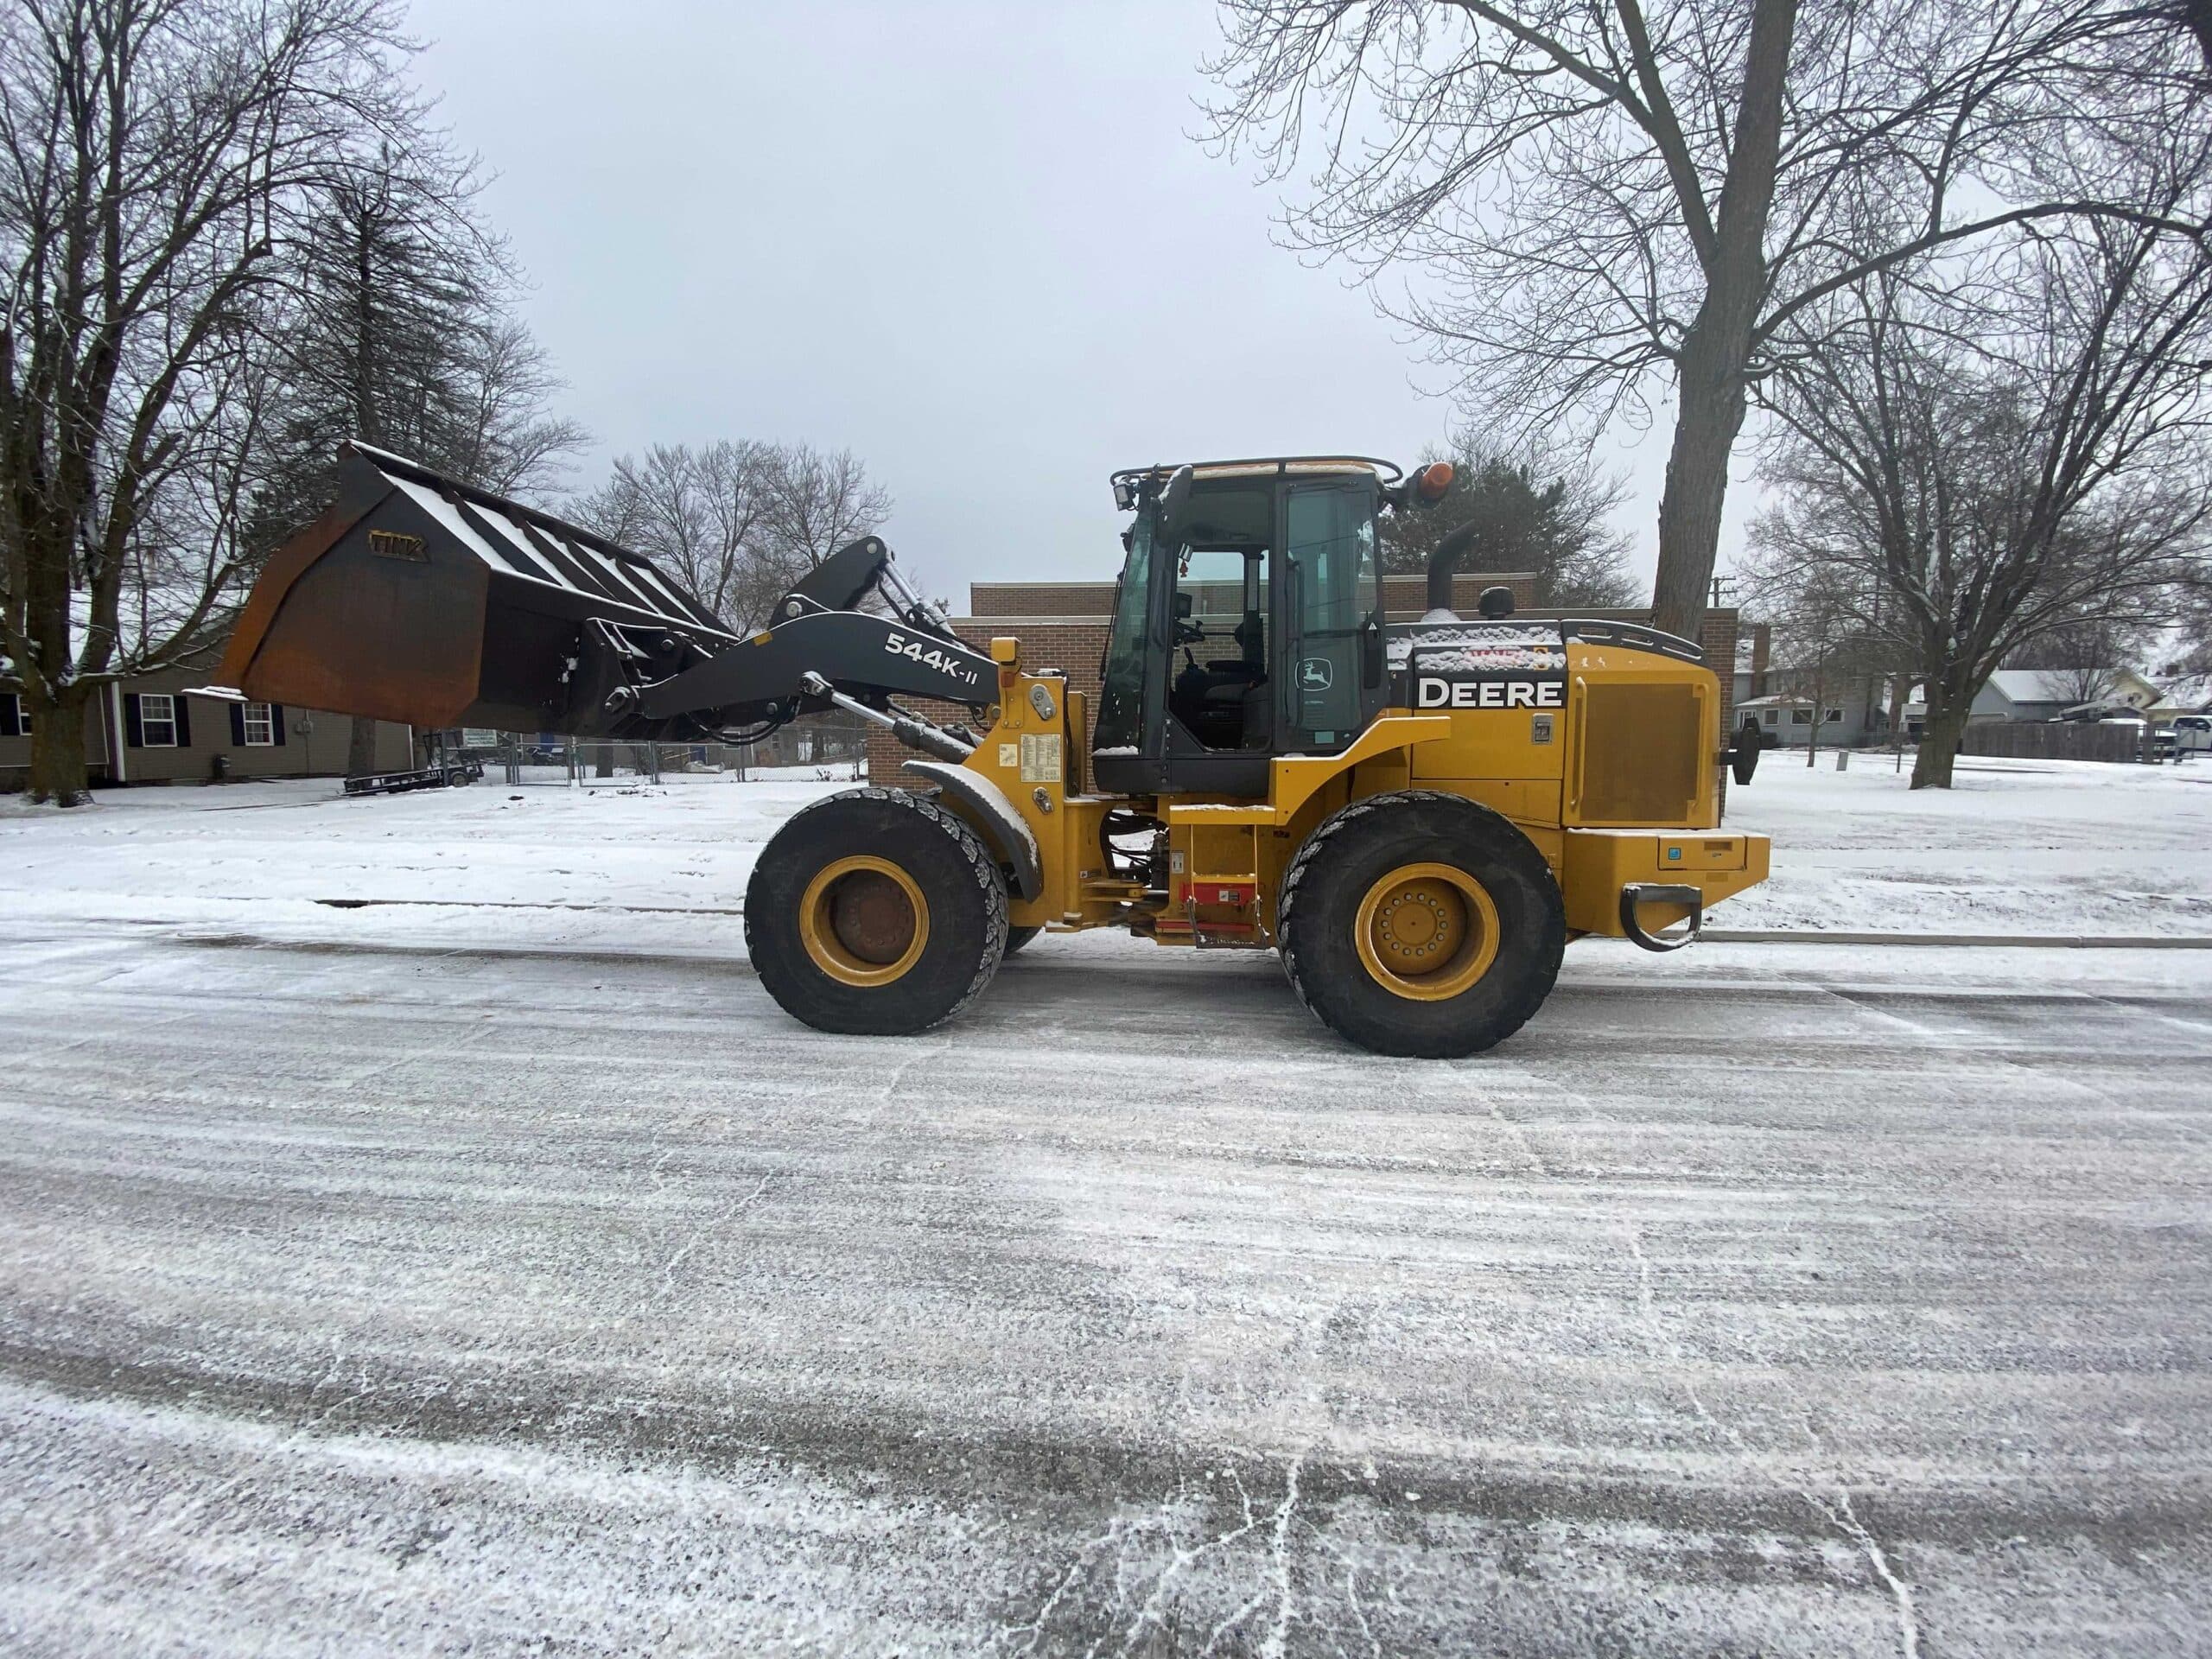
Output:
[214,443,1768,1057]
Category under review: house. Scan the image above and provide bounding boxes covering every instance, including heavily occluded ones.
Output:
[1733,691,1881,747]
[1967,667,2162,723]
[2145,672,2212,721]
[2,652,414,791]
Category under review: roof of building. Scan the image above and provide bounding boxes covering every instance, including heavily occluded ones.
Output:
[2152,672,2212,712]
[1985,670,2075,702]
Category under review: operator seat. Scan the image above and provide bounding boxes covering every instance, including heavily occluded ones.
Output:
[1172,655,1253,748]
[1170,609,1268,751]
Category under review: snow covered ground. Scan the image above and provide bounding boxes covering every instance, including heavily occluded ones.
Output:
[1719,750,2212,937]
[2,748,2205,951]
[2,760,2209,1655]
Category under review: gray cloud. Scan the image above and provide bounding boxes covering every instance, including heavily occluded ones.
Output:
[408,0,1749,604]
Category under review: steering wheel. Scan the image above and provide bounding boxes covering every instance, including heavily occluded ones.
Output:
[1173,618,1206,645]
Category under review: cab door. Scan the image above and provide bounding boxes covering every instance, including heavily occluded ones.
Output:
[1278,480,1386,753]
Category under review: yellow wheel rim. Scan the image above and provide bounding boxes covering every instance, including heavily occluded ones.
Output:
[1353,861,1500,1002]
[798,856,930,987]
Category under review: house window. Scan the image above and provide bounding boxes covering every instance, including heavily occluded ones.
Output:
[1761,709,1778,727]
[1823,708,1844,725]
[139,692,179,746]
[0,692,26,737]
[1789,708,1812,726]
[242,702,276,746]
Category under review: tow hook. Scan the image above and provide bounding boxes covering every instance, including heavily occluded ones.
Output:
[1620,883,1703,952]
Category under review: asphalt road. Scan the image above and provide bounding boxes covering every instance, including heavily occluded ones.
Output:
[3,917,2209,1656]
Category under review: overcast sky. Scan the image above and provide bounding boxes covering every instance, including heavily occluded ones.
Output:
[406,0,1756,608]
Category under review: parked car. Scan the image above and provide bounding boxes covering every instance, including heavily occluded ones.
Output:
[2172,714,2212,754]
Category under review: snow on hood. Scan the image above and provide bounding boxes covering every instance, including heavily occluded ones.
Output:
[1386,621,1566,672]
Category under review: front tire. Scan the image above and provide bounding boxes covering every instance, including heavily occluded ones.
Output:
[746,788,1007,1035]
[1279,791,1564,1058]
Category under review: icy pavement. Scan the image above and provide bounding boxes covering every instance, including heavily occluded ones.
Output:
[1,768,2209,1655]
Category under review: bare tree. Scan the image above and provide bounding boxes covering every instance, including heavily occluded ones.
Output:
[0,0,429,804]
[574,442,779,626]
[251,143,583,775]
[1739,555,1891,765]
[1204,0,2207,639]
[1379,428,1638,605]
[1753,211,2212,787]
[573,441,893,631]
[445,316,588,499]
[760,443,894,569]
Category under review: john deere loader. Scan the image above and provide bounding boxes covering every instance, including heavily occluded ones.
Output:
[212,442,1768,1057]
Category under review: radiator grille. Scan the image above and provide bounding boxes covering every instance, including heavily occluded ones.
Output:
[1579,682,1700,823]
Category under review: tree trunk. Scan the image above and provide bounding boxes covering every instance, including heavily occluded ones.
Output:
[1651,343,1751,643]
[346,715,379,779]
[27,683,94,806]
[1912,696,1969,789]
[1649,0,1796,642]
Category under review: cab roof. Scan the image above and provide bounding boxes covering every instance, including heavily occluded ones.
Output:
[1109,455,1403,502]
[1113,454,1402,480]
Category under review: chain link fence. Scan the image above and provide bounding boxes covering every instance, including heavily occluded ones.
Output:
[461,719,868,788]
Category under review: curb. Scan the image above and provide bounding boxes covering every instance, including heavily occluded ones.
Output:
[1701,929,2212,950]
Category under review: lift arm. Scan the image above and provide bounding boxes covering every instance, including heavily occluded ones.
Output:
[633,607,995,726]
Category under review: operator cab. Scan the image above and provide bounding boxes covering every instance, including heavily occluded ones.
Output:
[1094,457,1422,798]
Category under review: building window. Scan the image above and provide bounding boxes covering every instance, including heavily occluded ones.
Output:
[0,692,26,737]
[1762,709,1778,727]
[1823,708,1844,725]
[1789,708,1812,726]
[139,692,179,746]
[242,702,276,746]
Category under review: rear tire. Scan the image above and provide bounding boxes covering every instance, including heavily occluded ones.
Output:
[746,788,1007,1035]
[1280,791,1564,1058]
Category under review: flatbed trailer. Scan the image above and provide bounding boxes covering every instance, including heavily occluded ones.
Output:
[341,759,483,797]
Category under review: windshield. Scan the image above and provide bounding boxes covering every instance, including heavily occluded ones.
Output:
[1094,508,1156,751]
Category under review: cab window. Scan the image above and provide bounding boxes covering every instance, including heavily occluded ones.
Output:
[1281,485,1377,748]
[1094,512,1156,752]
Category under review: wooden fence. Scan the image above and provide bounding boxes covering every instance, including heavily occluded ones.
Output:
[1957,721,2145,763]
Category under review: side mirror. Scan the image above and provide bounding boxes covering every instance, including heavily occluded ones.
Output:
[1158,464,1194,537]
[1726,722,1762,785]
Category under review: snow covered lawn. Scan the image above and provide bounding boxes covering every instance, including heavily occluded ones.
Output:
[1721,751,2212,937]
[2,747,2205,951]
[0,766,861,958]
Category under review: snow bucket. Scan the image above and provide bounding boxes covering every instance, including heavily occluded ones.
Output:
[214,443,734,735]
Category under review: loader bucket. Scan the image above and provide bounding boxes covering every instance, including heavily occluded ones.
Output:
[215,442,736,735]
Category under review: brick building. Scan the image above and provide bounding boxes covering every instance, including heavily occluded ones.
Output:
[865,574,1739,786]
